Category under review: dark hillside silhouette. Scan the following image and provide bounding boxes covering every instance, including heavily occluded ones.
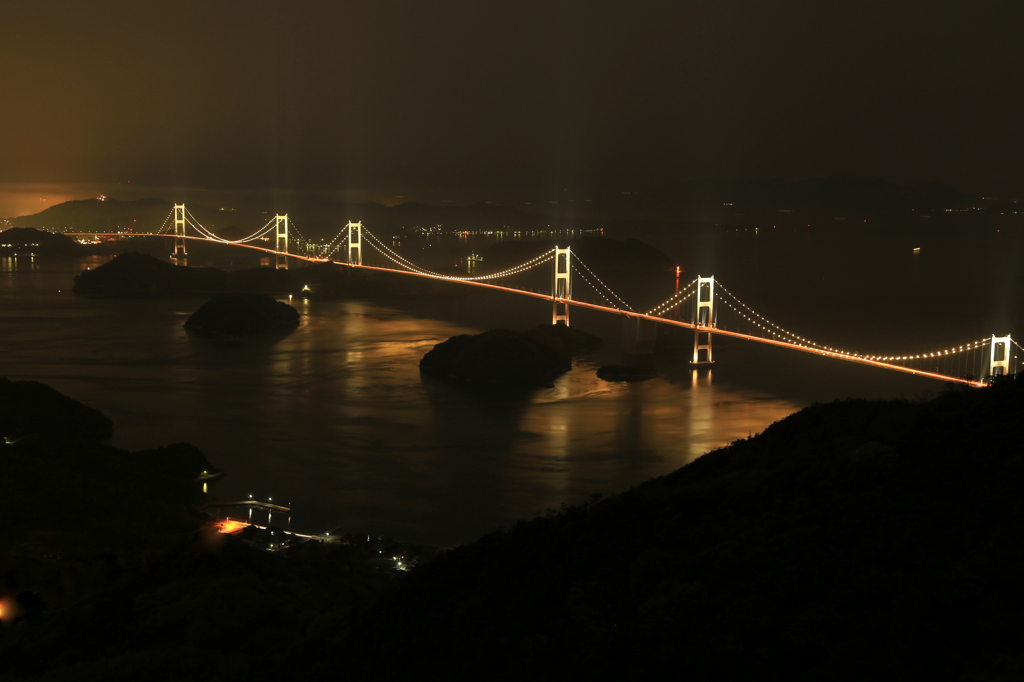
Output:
[5,378,1024,681]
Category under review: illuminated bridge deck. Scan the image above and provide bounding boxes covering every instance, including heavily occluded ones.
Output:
[204,500,290,513]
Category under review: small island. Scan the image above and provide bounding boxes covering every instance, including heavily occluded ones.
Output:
[0,227,87,257]
[523,323,603,356]
[71,251,427,298]
[72,252,293,295]
[421,328,570,388]
[184,293,300,337]
[420,324,602,389]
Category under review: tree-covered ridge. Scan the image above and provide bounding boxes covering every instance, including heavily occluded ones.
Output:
[0,227,85,255]
[345,377,1024,680]
[0,378,113,440]
[184,293,300,336]
[0,380,385,680]
[71,251,462,298]
[4,377,1024,680]
[419,325,602,389]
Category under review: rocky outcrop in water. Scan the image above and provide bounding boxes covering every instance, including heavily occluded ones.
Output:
[72,252,295,295]
[184,293,300,337]
[524,324,603,356]
[72,252,191,294]
[71,252,414,298]
[420,328,572,388]
[0,227,86,257]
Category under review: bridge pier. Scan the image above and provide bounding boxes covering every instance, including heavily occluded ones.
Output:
[275,215,289,270]
[172,204,187,263]
[552,246,571,326]
[691,276,715,365]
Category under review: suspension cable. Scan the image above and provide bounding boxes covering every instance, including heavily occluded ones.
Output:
[362,229,554,281]
[715,280,842,352]
[572,255,635,311]
[320,229,349,258]
[156,210,174,235]
[571,264,628,310]
[646,277,699,316]
[648,284,699,318]
[715,279,990,363]
[184,208,277,244]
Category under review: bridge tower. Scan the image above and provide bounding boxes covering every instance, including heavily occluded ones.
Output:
[552,246,571,326]
[274,215,289,270]
[347,221,362,265]
[990,334,1012,377]
[172,204,187,262]
[691,275,715,365]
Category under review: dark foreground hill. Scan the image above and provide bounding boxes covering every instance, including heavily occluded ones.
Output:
[4,377,1024,680]
[344,376,1024,680]
[0,378,113,440]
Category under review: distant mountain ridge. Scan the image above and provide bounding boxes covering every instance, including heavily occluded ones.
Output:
[6,175,987,234]
[9,197,175,233]
[7,196,556,238]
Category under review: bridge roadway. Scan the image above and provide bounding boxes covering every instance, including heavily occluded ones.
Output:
[64,232,986,388]
[204,499,290,513]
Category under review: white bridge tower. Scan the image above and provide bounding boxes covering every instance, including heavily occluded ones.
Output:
[990,334,1012,377]
[692,275,715,365]
[347,221,363,265]
[552,246,571,326]
[172,204,187,262]
[274,215,289,270]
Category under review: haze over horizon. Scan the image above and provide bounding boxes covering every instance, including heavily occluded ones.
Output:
[3,1,1022,218]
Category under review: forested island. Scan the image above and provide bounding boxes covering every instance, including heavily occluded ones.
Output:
[72,252,344,296]
[69,251,491,299]
[4,376,1024,679]
[184,293,300,337]
[420,324,602,388]
[0,227,88,257]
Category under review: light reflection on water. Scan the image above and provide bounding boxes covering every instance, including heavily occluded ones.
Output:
[0,257,867,546]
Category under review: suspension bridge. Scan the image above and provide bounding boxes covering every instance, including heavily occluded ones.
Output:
[63,204,1020,387]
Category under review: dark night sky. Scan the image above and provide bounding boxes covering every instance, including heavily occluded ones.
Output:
[3,0,1023,217]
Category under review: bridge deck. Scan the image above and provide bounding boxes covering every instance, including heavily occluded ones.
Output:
[61,231,990,387]
[205,500,290,513]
